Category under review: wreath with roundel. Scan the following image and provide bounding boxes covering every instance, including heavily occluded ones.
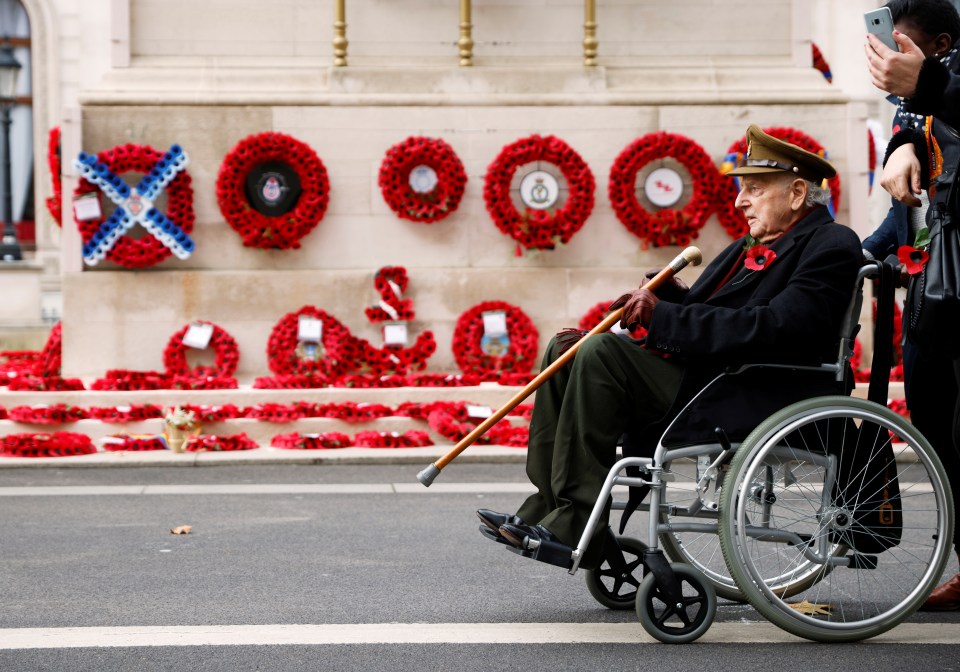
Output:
[483,135,595,252]
[216,132,330,249]
[452,300,539,376]
[379,136,467,223]
[73,143,195,269]
[608,132,719,249]
[163,321,240,378]
[715,126,842,239]
[265,306,360,379]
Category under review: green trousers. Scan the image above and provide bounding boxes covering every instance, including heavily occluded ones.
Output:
[516,333,684,568]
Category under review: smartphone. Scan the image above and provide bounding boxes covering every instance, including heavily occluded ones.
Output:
[865,7,899,52]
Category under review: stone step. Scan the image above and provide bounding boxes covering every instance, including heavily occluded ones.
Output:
[0,416,496,445]
[0,380,906,408]
[0,381,907,451]
[0,444,529,468]
[0,381,525,408]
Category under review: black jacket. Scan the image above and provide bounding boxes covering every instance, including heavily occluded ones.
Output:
[884,44,960,189]
[641,206,863,446]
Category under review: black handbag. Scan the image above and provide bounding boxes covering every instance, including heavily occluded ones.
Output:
[906,123,960,358]
[829,261,902,554]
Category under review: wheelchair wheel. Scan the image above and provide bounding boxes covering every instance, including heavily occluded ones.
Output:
[657,452,828,603]
[718,396,954,642]
[584,536,647,610]
[636,563,716,644]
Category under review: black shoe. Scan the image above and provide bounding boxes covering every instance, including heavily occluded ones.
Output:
[498,522,566,551]
[476,509,524,534]
[478,525,514,546]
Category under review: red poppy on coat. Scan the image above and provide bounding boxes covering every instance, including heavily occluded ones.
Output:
[744,245,777,271]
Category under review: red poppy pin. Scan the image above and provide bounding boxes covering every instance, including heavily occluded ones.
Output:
[742,235,777,271]
[897,227,930,275]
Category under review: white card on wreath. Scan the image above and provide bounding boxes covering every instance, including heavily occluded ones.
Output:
[182,323,214,349]
[73,194,103,222]
[481,310,508,337]
[383,322,409,346]
[298,316,323,343]
[466,404,493,419]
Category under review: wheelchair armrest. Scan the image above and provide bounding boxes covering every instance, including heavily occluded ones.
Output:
[723,362,842,377]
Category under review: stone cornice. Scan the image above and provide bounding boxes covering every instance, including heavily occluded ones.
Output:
[78,63,848,106]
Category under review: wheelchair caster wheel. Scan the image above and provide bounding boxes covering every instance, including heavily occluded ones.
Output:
[584,537,647,610]
[636,563,716,644]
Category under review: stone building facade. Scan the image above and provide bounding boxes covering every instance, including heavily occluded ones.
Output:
[6,0,891,379]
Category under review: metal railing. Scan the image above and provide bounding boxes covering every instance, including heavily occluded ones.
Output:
[332,0,599,68]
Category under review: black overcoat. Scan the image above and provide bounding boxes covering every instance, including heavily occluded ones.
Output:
[641,205,863,446]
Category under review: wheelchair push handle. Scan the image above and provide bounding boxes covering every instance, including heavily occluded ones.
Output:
[416,246,703,487]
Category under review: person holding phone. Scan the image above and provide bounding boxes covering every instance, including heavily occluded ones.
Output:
[864,0,960,611]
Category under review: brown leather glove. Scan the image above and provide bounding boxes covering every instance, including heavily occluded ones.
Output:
[609,288,659,331]
[640,268,689,299]
[555,327,587,355]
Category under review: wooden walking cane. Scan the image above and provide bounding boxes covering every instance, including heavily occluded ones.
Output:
[417,246,703,486]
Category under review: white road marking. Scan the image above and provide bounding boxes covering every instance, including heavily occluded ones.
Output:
[0,481,934,496]
[0,622,956,649]
[0,483,537,496]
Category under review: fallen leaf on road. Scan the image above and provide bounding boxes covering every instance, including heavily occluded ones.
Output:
[170,525,193,535]
[787,599,832,615]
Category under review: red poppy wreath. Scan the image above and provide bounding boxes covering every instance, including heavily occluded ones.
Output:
[265,306,358,379]
[216,132,330,249]
[426,404,528,447]
[364,266,415,322]
[7,376,85,392]
[7,404,87,424]
[379,136,467,223]
[608,132,719,249]
[483,135,595,251]
[185,433,258,452]
[452,301,539,376]
[271,432,354,450]
[102,435,168,452]
[715,127,842,239]
[578,301,646,340]
[74,143,195,269]
[0,432,96,458]
[37,321,62,377]
[46,126,62,226]
[163,321,240,379]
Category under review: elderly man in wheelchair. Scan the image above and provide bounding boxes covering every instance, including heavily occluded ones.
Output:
[476,125,955,644]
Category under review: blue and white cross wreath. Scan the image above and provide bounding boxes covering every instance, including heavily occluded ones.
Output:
[73,145,195,265]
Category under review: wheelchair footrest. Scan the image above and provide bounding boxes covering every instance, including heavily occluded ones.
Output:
[506,538,573,570]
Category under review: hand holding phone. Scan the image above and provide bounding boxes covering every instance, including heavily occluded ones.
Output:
[865,7,899,52]
[864,8,925,98]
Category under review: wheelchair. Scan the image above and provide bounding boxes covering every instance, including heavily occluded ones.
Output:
[520,262,955,643]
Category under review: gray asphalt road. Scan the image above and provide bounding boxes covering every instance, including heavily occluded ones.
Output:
[1,463,958,671]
